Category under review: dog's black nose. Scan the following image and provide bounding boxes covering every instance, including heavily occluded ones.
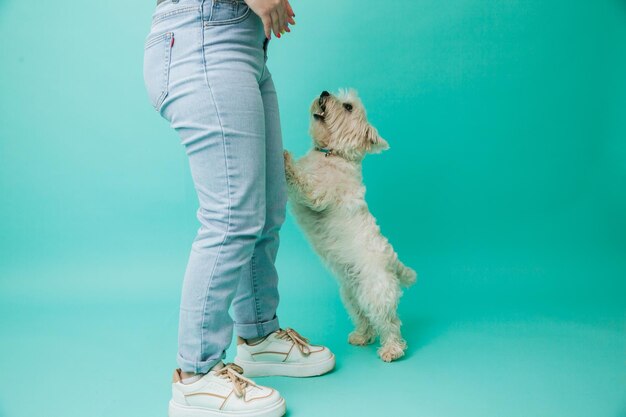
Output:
[320,91,330,98]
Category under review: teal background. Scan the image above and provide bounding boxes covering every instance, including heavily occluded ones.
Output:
[1,0,625,416]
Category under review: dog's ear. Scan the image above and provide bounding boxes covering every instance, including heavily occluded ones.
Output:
[366,125,389,153]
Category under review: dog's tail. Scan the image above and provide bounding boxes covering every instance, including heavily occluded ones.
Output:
[395,261,417,287]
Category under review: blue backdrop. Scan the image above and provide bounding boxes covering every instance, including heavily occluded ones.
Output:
[1,1,625,416]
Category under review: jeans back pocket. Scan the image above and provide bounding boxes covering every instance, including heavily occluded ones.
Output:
[143,31,174,111]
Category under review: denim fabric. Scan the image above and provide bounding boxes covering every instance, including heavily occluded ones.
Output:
[143,0,286,373]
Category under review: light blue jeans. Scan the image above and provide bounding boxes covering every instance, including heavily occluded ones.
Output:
[143,0,286,373]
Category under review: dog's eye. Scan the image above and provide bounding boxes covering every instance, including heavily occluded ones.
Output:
[343,103,353,112]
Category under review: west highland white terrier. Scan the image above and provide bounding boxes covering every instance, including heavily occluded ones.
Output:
[283,89,417,362]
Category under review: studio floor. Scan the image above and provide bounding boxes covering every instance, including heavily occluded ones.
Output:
[1,228,624,417]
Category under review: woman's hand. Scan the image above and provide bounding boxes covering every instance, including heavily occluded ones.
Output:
[245,0,296,39]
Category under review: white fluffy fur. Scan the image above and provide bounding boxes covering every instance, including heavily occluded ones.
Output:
[283,89,417,362]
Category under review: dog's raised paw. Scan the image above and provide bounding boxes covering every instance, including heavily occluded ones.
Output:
[377,342,406,362]
[348,331,375,346]
[283,150,296,180]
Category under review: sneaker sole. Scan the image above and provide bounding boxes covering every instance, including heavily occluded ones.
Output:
[234,354,335,378]
[168,397,285,417]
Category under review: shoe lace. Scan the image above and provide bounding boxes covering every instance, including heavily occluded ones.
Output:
[215,363,256,398]
[275,328,311,356]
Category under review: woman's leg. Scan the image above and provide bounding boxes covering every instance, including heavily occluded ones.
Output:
[153,3,269,374]
[174,76,266,374]
[232,69,287,340]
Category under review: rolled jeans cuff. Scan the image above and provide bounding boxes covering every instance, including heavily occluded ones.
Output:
[235,316,280,340]
[177,351,225,374]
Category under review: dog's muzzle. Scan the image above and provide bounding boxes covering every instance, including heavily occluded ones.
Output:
[314,91,329,121]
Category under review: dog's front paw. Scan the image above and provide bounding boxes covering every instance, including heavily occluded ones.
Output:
[283,150,296,182]
[348,330,376,346]
[377,341,406,362]
[283,149,294,169]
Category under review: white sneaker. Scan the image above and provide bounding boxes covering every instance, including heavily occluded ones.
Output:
[169,363,286,417]
[234,328,335,378]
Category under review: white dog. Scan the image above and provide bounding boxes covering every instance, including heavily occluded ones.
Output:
[283,89,417,362]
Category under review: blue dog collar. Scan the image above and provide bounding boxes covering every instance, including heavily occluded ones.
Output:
[315,147,334,157]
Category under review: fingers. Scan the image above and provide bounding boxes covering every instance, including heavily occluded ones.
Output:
[258,0,295,40]
[261,15,272,39]
[284,0,296,25]
[276,2,287,35]
[270,9,281,37]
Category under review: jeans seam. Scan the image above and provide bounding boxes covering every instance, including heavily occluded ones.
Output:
[249,253,263,336]
[152,5,200,25]
[144,31,170,49]
[196,0,233,372]
[258,64,266,84]
[158,33,173,110]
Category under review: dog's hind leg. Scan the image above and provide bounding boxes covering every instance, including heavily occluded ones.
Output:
[340,284,375,346]
[357,273,406,362]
